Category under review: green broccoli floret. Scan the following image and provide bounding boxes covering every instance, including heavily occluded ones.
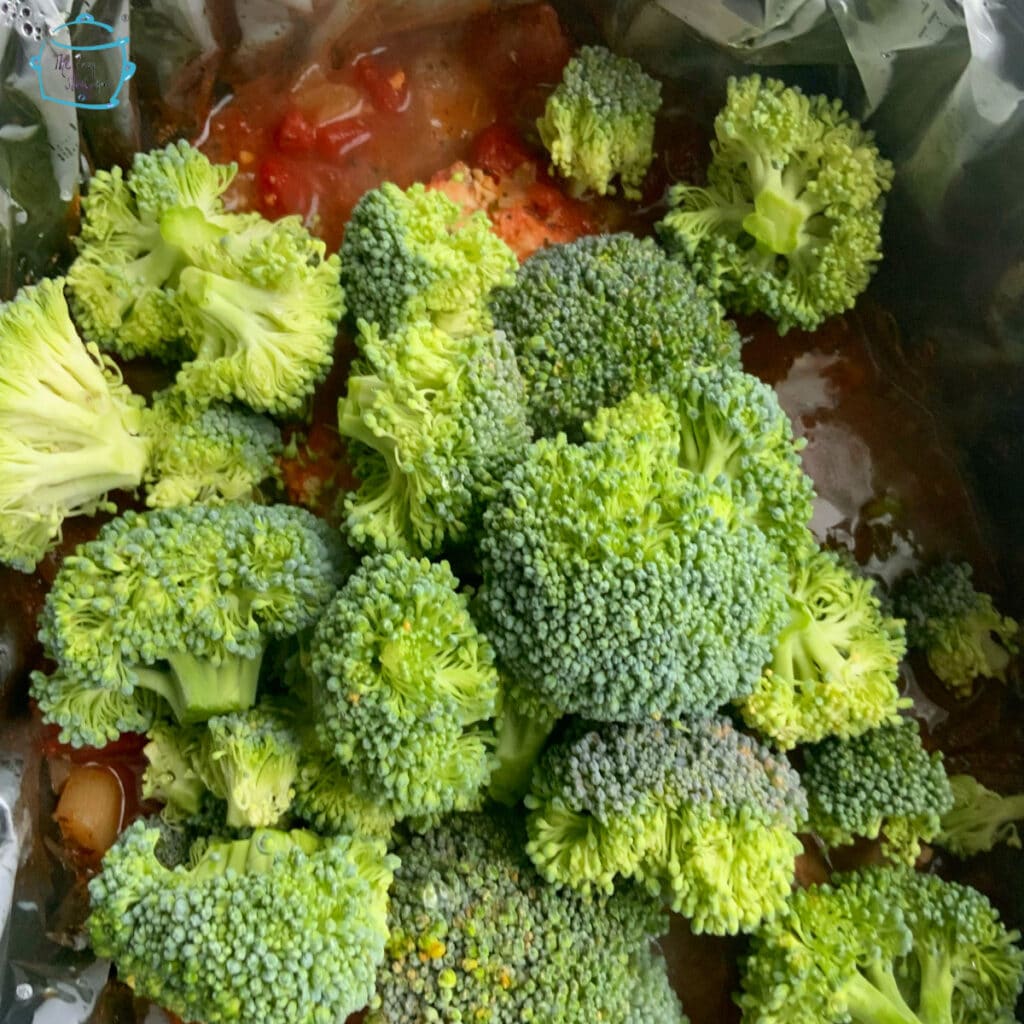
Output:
[658,75,894,333]
[142,720,207,818]
[340,181,517,336]
[31,502,343,745]
[339,318,530,554]
[369,812,683,1024]
[477,392,787,721]
[525,716,806,935]
[737,545,909,749]
[88,822,397,1024]
[936,774,1024,857]
[488,233,741,438]
[311,551,499,821]
[802,717,953,864]
[143,389,281,508]
[893,560,1019,699]
[738,865,1024,1023]
[66,140,235,359]
[537,45,662,200]
[293,750,397,839]
[0,279,150,573]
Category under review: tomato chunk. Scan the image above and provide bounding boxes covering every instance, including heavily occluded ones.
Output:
[258,156,312,218]
[274,108,317,154]
[354,54,410,113]
[316,117,373,161]
[471,122,537,178]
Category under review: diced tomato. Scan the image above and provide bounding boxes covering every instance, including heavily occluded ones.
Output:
[464,3,573,86]
[257,156,312,218]
[470,122,537,178]
[353,54,410,114]
[316,116,372,161]
[274,108,317,154]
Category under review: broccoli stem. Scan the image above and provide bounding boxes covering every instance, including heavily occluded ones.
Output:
[773,603,849,683]
[843,970,922,1024]
[135,650,263,724]
[914,949,954,1024]
[489,702,559,806]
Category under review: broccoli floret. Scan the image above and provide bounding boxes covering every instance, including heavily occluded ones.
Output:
[340,181,517,336]
[143,389,281,508]
[88,822,397,1024]
[311,551,500,821]
[160,208,344,415]
[488,233,741,438]
[0,279,150,572]
[936,775,1024,857]
[525,717,806,935]
[293,751,397,840]
[893,560,1019,698]
[658,75,894,333]
[32,502,343,745]
[802,717,953,864]
[537,45,662,199]
[738,865,1024,1023]
[369,812,683,1024]
[66,140,235,359]
[142,720,207,818]
[339,318,530,554]
[737,546,909,749]
[477,392,787,721]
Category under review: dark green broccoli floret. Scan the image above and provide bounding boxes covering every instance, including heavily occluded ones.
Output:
[89,822,397,1024]
[31,502,343,746]
[658,75,893,333]
[477,392,787,721]
[526,716,806,935]
[738,865,1024,1023]
[339,318,530,554]
[369,812,683,1024]
[894,560,1019,699]
[0,279,150,573]
[143,390,281,508]
[737,545,909,749]
[936,775,1024,858]
[537,45,662,199]
[311,551,499,821]
[340,181,517,336]
[803,717,953,864]
[488,233,741,438]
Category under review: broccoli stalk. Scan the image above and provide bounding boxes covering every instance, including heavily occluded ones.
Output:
[936,775,1024,857]
[487,692,560,806]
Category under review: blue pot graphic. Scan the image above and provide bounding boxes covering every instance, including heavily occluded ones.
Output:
[29,12,135,111]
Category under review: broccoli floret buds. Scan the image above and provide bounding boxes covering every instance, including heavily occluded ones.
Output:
[537,45,662,199]
[936,774,1024,858]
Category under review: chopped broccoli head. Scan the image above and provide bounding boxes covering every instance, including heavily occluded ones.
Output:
[658,75,894,333]
[803,717,953,864]
[34,502,343,744]
[489,232,742,438]
[0,279,150,572]
[88,822,397,1024]
[340,181,517,336]
[737,546,909,749]
[537,45,662,199]
[339,319,530,554]
[936,774,1024,858]
[311,551,500,821]
[142,720,207,818]
[894,560,1019,698]
[66,140,235,360]
[477,392,788,721]
[525,717,806,934]
[369,812,682,1024]
[293,749,397,839]
[738,865,1024,1024]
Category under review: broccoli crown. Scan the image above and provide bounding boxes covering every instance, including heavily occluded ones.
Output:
[537,44,662,199]
[143,390,281,508]
[339,318,530,554]
[658,74,894,333]
[893,560,1020,698]
[66,140,235,359]
[936,774,1024,858]
[164,210,344,415]
[142,720,207,818]
[35,502,343,743]
[737,546,909,749]
[525,716,806,934]
[477,392,787,721]
[88,822,397,1024]
[340,181,517,336]
[670,364,814,559]
[488,232,741,438]
[311,551,500,820]
[803,717,953,864]
[292,750,397,840]
[369,812,681,1024]
[738,866,1024,1024]
[0,279,150,572]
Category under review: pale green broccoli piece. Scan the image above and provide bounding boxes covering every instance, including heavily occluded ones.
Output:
[936,774,1024,858]
[292,750,397,840]
[487,682,560,807]
[142,720,206,818]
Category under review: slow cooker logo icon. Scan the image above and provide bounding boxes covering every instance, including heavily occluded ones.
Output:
[28,12,135,110]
